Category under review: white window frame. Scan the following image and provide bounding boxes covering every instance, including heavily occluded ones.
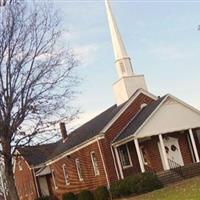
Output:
[52,169,58,189]
[90,151,100,176]
[75,159,84,181]
[62,164,70,186]
[118,144,133,169]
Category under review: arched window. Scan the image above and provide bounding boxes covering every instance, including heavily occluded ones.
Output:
[62,164,70,186]
[75,159,83,181]
[91,152,100,176]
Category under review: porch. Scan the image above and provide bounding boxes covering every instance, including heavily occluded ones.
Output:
[113,128,200,179]
[112,95,200,180]
[35,166,55,197]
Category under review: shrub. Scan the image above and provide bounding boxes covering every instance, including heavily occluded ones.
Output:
[125,175,141,194]
[110,181,122,198]
[63,192,77,200]
[135,172,163,194]
[78,190,94,200]
[110,172,163,198]
[95,186,110,200]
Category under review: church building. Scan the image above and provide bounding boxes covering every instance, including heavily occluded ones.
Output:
[14,0,200,199]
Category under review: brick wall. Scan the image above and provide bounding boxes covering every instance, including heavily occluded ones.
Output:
[101,93,155,183]
[15,157,37,200]
[50,141,108,199]
[140,136,163,172]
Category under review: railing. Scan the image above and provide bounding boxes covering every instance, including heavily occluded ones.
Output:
[168,158,183,177]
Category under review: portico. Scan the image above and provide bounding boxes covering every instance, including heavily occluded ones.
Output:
[112,95,200,179]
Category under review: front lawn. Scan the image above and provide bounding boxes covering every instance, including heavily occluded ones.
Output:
[130,176,200,200]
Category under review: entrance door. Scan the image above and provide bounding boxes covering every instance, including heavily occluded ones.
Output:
[38,176,50,196]
[158,137,184,169]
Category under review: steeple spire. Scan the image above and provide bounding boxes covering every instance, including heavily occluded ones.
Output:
[105,0,133,78]
[105,0,148,105]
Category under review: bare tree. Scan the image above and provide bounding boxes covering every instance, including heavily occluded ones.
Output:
[0,2,79,199]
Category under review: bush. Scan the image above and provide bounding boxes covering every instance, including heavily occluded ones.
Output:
[110,181,122,198]
[63,192,77,200]
[95,186,110,200]
[135,172,163,194]
[78,190,94,200]
[110,172,163,198]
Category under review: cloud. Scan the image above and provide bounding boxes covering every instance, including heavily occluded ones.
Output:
[73,44,98,65]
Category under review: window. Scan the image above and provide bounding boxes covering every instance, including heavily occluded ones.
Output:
[51,169,58,189]
[91,152,100,176]
[62,164,70,186]
[118,144,132,168]
[75,159,83,181]
[18,160,23,171]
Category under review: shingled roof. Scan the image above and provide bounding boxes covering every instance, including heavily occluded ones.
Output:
[113,95,166,143]
[18,103,124,167]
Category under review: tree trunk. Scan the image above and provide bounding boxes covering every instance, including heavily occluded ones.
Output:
[5,172,19,200]
[2,139,19,200]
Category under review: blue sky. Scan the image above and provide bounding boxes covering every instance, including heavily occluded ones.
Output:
[54,1,200,128]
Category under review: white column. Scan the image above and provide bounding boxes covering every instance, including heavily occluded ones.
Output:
[114,147,124,179]
[189,129,200,163]
[134,138,145,173]
[159,134,170,170]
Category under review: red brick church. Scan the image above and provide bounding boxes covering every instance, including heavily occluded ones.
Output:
[14,0,200,199]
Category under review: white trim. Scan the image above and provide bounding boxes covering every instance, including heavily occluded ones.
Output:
[158,134,170,170]
[101,89,157,133]
[134,94,200,138]
[90,151,100,176]
[113,94,200,146]
[75,158,84,182]
[51,169,58,189]
[33,168,40,198]
[62,164,70,186]
[45,135,105,166]
[97,139,110,187]
[189,129,200,163]
[114,147,124,179]
[134,138,145,173]
[110,146,120,180]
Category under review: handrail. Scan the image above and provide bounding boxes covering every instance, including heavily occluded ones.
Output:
[168,158,183,177]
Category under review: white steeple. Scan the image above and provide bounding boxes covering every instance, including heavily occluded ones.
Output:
[105,0,133,78]
[105,0,148,105]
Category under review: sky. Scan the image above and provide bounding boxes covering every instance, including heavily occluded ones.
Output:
[53,0,200,129]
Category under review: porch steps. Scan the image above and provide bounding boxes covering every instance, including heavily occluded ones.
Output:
[157,162,200,185]
[157,170,183,185]
[180,163,200,178]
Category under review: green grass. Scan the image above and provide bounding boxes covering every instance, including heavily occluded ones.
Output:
[130,176,200,200]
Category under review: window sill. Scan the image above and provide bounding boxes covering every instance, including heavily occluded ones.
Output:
[122,165,133,169]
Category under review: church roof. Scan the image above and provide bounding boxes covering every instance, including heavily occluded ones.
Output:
[18,103,124,167]
[113,95,166,143]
